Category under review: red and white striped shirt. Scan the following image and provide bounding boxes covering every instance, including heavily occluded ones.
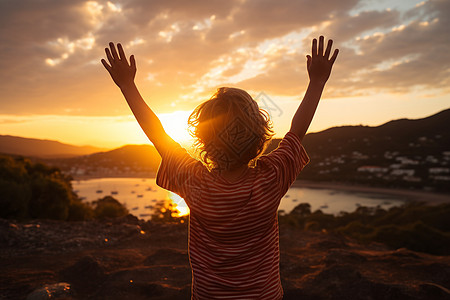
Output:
[156,131,309,299]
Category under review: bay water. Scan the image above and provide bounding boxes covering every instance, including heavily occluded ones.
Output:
[72,177,405,220]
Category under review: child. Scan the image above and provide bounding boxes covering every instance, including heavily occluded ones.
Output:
[102,36,338,299]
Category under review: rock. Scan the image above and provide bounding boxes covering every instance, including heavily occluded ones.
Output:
[26,282,73,300]
[2,219,450,300]
[300,264,414,299]
[59,256,106,294]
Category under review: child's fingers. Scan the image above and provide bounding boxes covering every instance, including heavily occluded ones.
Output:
[306,55,311,69]
[109,42,119,60]
[330,49,339,64]
[312,38,317,57]
[105,48,114,65]
[324,39,333,59]
[318,36,324,56]
[117,43,126,62]
[101,59,112,72]
[130,55,136,70]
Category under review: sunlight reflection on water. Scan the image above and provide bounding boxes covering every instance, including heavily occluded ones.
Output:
[72,178,405,220]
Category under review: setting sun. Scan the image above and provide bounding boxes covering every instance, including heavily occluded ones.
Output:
[158,110,194,145]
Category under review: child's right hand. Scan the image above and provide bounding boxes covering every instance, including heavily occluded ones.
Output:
[101,42,137,89]
[306,36,339,85]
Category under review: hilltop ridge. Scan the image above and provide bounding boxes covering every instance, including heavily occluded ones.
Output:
[51,109,450,191]
[0,135,107,158]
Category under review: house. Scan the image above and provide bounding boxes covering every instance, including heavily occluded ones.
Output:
[357,166,388,173]
[391,169,415,176]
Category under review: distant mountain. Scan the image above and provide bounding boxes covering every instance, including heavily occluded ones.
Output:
[300,108,450,156]
[46,108,450,191]
[0,135,108,158]
[86,144,161,170]
[296,109,450,191]
[49,144,161,177]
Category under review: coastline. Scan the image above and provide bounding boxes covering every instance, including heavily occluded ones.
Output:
[71,173,156,181]
[71,175,450,206]
[294,180,450,205]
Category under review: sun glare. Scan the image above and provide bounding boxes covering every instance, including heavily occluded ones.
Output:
[158,110,193,145]
[168,193,189,216]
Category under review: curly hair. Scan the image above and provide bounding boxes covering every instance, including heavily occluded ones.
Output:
[188,87,274,171]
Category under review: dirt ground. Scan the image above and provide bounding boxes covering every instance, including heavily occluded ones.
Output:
[1,215,450,300]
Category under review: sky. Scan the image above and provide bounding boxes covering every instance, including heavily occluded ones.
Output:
[0,0,449,149]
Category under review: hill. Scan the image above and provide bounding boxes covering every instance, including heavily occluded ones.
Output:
[296,108,450,191]
[49,144,161,178]
[47,108,450,191]
[301,108,450,156]
[0,135,107,158]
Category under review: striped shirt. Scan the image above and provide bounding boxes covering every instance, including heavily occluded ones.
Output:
[156,131,309,299]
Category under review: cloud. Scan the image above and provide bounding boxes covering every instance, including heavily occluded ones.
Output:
[325,0,450,95]
[0,0,449,118]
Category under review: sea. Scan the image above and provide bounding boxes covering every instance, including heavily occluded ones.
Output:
[72,177,405,220]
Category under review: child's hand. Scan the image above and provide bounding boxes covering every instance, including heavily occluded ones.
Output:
[306,36,339,85]
[101,42,136,88]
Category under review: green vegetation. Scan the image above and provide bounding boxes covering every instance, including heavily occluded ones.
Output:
[0,154,128,221]
[280,202,450,255]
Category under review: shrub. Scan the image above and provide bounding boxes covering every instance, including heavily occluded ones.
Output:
[67,200,94,221]
[281,202,450,255]
[0,154,85,220]
[93,196,129,220]
[0,179,31,219]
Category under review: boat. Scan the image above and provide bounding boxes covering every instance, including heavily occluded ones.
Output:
[132,207,139,210]
[137,194,143,198]
[96,190,103,194]
[111,191,118,195]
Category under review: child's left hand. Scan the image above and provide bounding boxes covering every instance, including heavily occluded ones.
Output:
[306,36,338,85]
[101,42,136,88]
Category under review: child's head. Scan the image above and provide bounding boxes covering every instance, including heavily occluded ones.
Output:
[188,87,274,171]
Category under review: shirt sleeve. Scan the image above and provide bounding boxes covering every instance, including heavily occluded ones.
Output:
[260,131,310,196]
[155,141,202,206]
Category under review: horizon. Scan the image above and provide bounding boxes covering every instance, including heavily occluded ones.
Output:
[1,0,450,148]
[3,106,448,151]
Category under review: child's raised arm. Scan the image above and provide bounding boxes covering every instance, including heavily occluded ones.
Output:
[101,42,175,156]
[290,36,339,142]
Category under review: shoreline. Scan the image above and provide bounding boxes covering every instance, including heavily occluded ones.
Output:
[71,175,450,206]
[71,173,156,181]
[294,180,450,205]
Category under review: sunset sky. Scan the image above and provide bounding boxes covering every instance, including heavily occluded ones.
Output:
[1,0,449,149]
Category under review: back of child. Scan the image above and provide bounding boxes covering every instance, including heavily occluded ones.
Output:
[156,87,309,299]
[102,36,338,299]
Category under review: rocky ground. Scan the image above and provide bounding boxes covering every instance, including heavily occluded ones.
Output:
[1,216,450,300]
